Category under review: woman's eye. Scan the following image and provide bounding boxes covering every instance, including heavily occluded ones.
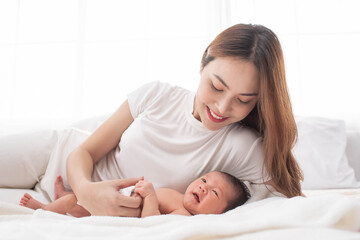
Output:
[237,98,249,104]
[201,178,206,183]
[212,190,218,197]
[211,82,222,92]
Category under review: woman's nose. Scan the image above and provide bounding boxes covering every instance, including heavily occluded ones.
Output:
[215,97,231,115]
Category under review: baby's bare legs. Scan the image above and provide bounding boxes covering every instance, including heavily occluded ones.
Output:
[20,175,89,217]
[54,175,72,200]
[19,193,43,210]
[20,193,90,217]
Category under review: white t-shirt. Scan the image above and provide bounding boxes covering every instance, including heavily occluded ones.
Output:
[92,81,268,194]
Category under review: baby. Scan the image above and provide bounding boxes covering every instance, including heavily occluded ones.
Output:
[20,171,250,217]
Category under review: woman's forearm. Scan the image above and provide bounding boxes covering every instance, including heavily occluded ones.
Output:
[66,148,94,198]
[67,100,134,193]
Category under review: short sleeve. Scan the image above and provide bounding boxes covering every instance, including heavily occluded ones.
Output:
[239,137,271,184]
[127,81,171,118]
[242,137,270,183]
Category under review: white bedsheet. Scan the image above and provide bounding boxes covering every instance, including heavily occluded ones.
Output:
[1,193,359,240]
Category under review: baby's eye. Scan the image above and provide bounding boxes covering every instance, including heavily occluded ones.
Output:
[212,190,218,197]
[201,178,206,183]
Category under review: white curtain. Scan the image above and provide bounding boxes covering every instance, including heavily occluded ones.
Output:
[1,0,359,134]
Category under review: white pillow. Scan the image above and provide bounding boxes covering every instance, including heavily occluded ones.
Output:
[346,130,360,181]
[0,129,58,189]
[293,117,359,189]
[0,115,107,190]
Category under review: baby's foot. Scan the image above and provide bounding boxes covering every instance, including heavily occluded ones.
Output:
[19,193,43,210]
[54,175,67,200]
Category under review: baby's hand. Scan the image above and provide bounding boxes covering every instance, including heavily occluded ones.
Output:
[134,180,156,199]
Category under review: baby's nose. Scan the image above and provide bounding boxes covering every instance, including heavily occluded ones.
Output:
[199,185,207,193]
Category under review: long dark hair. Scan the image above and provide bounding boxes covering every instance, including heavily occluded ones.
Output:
[201,24,303,197]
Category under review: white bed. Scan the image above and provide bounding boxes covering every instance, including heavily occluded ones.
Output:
[0,116,360,239]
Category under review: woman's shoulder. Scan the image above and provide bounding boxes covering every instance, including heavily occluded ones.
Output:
[131,81,190,100]
[226,124,262,143]
[155,81,192,98]
[222,126,266,180]
[128,81,190,117]
[220,124,263,154]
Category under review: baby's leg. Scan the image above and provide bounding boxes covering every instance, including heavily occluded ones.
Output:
[54,175,72,200]
[20,193,90,217]
[20,193,43,210]
[44,193,90,217]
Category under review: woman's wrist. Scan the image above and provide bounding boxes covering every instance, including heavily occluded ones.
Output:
[73,178,93,202]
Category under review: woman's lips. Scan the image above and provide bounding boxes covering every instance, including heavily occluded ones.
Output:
[206,107,228,123]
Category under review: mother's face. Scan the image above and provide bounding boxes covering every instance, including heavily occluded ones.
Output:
[193,57,259,131]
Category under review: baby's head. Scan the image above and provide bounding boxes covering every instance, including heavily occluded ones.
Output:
[183,171,250,215]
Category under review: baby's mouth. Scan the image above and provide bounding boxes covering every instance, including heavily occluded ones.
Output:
[193,193,200,203]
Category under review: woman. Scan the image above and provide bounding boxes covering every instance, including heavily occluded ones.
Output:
[66,23,303,217]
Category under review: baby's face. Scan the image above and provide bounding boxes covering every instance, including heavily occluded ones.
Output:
[183,172,236,215]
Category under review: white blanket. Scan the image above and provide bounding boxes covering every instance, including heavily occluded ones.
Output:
[1,193,360,240]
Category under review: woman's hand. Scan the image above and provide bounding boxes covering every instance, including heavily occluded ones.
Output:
[76,177,143,217]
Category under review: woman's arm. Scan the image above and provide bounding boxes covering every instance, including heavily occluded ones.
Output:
[67,100,142,216]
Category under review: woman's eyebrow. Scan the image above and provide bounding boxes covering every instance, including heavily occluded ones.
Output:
[212,74,258,96]
[213,74,229,89]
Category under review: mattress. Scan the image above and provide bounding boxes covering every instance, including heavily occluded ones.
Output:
[1,187,360,240]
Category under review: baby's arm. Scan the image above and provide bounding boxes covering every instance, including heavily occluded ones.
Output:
[134,180,160,218]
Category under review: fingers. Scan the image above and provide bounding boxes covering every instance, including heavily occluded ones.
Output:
[115,192,142,209]
[134,180,155,198]
[84,178,145,216]
[89,192,142,217]
[116,205,141,217]
[114,177,144,190]
[75,180,145,217]
[134,179,151,188]
[91,203,141,217]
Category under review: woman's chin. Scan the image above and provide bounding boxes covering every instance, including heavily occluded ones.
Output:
[202,119,227,131]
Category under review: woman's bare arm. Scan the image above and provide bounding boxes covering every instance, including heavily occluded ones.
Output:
[67,100,142,216]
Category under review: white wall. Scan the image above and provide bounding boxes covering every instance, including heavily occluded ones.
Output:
[227,0,360,120]
[0,0,359,133]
